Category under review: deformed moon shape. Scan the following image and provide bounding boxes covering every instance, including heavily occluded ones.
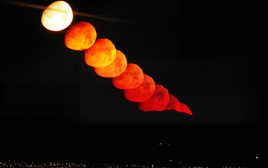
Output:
[165,94,192,115]
[64,21,97,51]
[112,63,144,90]
[94,49,127,78]
[41,1,73,31]
[84,38,116,68]
[174,102,192,115]
[124,74,156,102]
[165,94,178,110]
[138,84,170,112]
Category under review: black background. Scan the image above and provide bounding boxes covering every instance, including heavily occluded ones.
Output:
[0,0,262,161]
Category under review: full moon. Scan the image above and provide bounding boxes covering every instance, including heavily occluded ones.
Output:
[41,1,73,31]
[84,38,116,68]
[64,21,97,51]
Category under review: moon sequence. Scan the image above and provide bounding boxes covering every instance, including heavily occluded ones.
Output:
[40,1,192,115]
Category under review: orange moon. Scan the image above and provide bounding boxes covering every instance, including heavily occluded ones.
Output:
[124,74,156,102]
[64,21,97,51]
[94,49,127,78]
[112,63,144,90]
[41,1,73,31]
[138,84,170,112]
[84,38,116,68]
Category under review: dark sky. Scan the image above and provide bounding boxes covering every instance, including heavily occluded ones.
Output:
[0,0,262,160]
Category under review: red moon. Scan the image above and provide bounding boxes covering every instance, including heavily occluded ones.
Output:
[174,102,192,115]
[84,38,116,68]
[64,21,97,51]
[94,49,127,78]
[124,74,156,102]
[138,84,170,112]
[165,94,178,110]
[112,63,144,90]
[165,94,192,115]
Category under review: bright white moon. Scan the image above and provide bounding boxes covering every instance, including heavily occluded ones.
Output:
[41,1,73,31]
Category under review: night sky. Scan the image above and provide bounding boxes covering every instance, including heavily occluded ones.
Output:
[1,0,262,161]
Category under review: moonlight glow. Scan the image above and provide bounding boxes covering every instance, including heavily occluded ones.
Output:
[41,1,73,31]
